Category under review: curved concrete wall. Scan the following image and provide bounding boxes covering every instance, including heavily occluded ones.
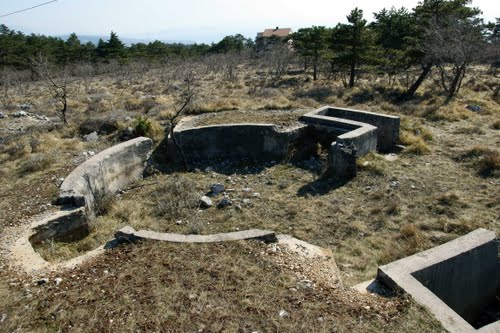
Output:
[58,137,153,213]
[10,137,154,273]
[173,123,307,168]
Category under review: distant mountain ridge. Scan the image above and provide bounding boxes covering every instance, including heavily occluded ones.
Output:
[57,34,195,45]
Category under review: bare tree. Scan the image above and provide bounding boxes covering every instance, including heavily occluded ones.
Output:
[34,55,73,124]
[264,43,293,80]
[168,70,196,169]
[0,68,16,109]
[424,16,485,103]
[73,62,95,94]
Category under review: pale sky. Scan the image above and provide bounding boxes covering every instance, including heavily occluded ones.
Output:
[1,0,498,43]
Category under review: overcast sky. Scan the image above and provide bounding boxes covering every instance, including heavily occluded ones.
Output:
[1,0,498,43]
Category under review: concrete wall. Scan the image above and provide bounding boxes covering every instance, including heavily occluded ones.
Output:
[58,137,153,214]
[376,229,500,333]
[411,240,500,323]
[321,106,400,152]
[173,123,307,168]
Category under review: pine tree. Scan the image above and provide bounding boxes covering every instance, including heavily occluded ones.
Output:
[330,8,375,87]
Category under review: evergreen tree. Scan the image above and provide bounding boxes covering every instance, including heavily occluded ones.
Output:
[371,7,416,84]
[293,26,329,80]
[330,8,375,87]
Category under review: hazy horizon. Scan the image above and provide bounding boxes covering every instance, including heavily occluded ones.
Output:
[1,0,498,44]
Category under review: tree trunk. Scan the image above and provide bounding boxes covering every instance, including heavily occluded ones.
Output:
[405,62,433,98]
[445,65,465,104]
[349,61,355,88]
[313,62,317,81]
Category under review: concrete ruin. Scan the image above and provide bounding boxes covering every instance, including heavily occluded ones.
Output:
[172,122,308,167]
[115,226,278,244]
[9,137,153,273]
[58,137,153,213]
[165,106,400,179]
[355,229,500,333]
[7,106,401,274]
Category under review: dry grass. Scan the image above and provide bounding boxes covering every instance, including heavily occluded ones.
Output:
[455,146,500,177]
[0,241,444,333]
[0,63,498,332]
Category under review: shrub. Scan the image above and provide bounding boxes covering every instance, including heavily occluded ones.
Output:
[133,116,152,137]
[19,153,53,175]
[153,175,200,219]
[455,146,500,177]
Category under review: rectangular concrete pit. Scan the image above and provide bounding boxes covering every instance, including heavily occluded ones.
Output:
[377,229,500,333]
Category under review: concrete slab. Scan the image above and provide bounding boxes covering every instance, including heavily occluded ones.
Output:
[115,226,278,244]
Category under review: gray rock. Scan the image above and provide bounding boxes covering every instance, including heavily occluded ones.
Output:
[298,279,313,289]
[37,278,49,286]
[217,197,233,209]
[279,309,289,318]
[199,196,213,208]
[390,181,400,188]
[19,103,33,110]
[83,131,99,142]
[0,111,5,118]
[210,183,225,195]
[13,110,27,117]
[466,105,481,112]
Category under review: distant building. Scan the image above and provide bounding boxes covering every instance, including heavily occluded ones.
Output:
[257,27,292,38]
[256,27,293,53]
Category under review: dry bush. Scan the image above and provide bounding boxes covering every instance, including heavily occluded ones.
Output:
[258,96,295,110]
[399,118,432,155]
[399,224,424,251]
[422,103,471,121]
[455,146,500,177]
[153,175,200,219]
[356,152,387,176]
[18,153,53,175]
[428,191,467,218]
[400,134,430,155]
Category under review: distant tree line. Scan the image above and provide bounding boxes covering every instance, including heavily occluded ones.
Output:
[0,0,498,102]
[0,26,255,69]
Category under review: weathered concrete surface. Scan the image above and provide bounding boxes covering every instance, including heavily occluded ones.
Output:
[171,123,307,168]
[319,106,400,152]
[369,229,500,333]
[58,137,153,212]
[328,143,357,180]
[300,106,388,179]
[9,208,88,273]
[115,226,278,243]
[29,208,88,245]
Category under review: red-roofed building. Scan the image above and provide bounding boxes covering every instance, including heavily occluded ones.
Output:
[256,27,293,53]
[257,27,292,38]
